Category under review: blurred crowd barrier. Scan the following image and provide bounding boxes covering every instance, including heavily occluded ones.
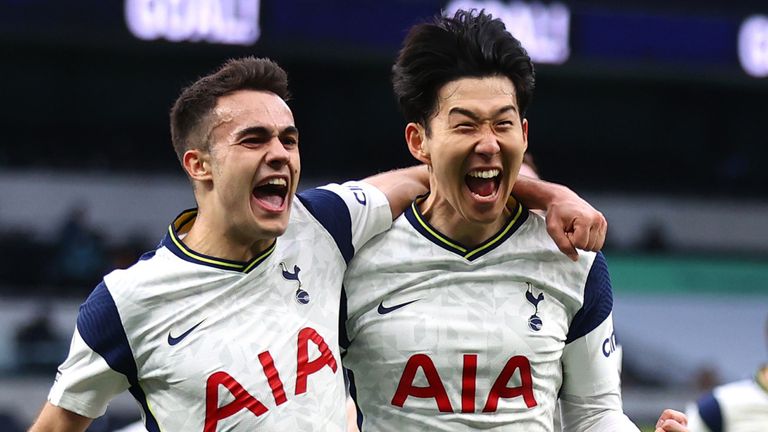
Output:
[0,170,766,429]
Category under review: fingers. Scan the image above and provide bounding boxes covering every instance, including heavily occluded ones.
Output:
[655,419,688,432]
[579,210,607,252]
[655,409,689,432]
[569,218,592,251]
[543,199,607,259]
[546,219,579,261]
[657,409,688,426]
[554,215,605,256]
[593,215,607,251]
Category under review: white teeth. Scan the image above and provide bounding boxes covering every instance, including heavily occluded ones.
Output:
[266,178,287,186]
[468,169,500,179]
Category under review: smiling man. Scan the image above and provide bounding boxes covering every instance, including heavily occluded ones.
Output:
[28,56,611,432]
[341,10,687,432]
[29,57,420,432]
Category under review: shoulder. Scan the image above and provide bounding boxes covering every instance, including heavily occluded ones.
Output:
[345,213,418,272]
[515,211,598,290]
[102,246,179,292]
[295,181,387,217]
[715,378,767,402]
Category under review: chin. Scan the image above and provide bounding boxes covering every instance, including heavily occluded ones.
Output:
[267,221,290,238]
[252,217,290,239]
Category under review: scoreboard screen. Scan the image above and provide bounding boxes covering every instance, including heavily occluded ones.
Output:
[1,0,767,79]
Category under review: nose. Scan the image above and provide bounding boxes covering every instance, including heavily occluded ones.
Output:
[266,137,290,167]
[475,126,501,157]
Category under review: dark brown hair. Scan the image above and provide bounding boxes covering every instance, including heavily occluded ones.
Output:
[169,57,290,162]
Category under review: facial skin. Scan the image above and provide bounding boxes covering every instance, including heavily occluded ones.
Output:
[406,76,528,247]
[182,90,301,261]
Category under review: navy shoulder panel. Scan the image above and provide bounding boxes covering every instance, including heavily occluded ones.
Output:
[77,282,138,381]
[697,392,723,432]
[297,188,354,263]
[77,282,162,431]
[565,252,614,344]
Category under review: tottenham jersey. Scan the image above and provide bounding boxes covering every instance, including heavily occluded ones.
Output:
[686,368,768,432]
[48,181,391,432]
[342,200,628,432]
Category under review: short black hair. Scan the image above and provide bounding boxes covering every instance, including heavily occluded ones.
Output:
[392,9,535,133]
[170,56,290,162]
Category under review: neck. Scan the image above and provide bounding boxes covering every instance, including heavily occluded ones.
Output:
[183,210,274,262]
[419,195,511,248]
[757,365,768,392]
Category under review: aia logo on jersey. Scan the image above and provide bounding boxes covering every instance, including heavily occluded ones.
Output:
[281,262,310,304]
[525,282,544,331]
[204,327,338,431]
[392,353,537,413]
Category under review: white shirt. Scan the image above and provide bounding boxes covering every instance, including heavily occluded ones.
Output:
[687,369,768,432]
[48,182,391,432]
[342,200,637,431]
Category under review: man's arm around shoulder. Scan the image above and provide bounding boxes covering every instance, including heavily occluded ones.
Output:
[362,165,429,220]
[28,402,92,432]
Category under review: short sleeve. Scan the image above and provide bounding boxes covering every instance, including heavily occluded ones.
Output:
[47,282,134,418]
[687,393,721,432]
[297,181,392,263]
[48,327,131,418]
[561,253,621,397]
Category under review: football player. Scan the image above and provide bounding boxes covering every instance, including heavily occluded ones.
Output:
[28,56,608,432]
[685,316,768,431]
[342,10,687,432]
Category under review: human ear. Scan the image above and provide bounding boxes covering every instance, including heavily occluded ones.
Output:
[521,118,529,151]
[405,123,431,165]
[182,148,213,181]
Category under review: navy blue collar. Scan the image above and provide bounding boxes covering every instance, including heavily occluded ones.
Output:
[161,209,275,273]
[404,197,528,261]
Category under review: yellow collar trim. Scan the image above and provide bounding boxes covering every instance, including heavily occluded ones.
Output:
[410,199,524,259]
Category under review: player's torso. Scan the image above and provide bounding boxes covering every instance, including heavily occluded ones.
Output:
[110,211,348,431]
[343,210,591,431]
[717,378,768,432]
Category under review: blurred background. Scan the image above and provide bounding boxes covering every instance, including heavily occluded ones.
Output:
[0,0,766,430]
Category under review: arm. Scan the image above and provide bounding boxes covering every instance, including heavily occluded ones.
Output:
[560,385,639,432]
[513,175,607,261]
[28,402,92,432]
[361,165,429,220]
[560,253,638,431]
[361,163,607,261]
[39,284,132,431]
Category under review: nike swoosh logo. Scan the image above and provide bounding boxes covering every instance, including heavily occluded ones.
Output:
[377,299,420,315]
[167,319,205,346]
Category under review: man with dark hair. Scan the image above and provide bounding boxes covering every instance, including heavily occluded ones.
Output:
[341,10,687,431]
[29,55,610,432]
[686,316,768,431]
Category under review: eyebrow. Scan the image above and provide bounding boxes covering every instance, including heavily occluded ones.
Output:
[234,125,299,140]
[448,105,518,120]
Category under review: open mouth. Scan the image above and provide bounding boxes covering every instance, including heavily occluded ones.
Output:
[465,169,501,198]
[252,177,289,211]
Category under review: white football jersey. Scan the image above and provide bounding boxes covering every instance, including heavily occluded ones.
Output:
[686,369,768,432]
[48,181,391,432]
[342,200,632,431]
